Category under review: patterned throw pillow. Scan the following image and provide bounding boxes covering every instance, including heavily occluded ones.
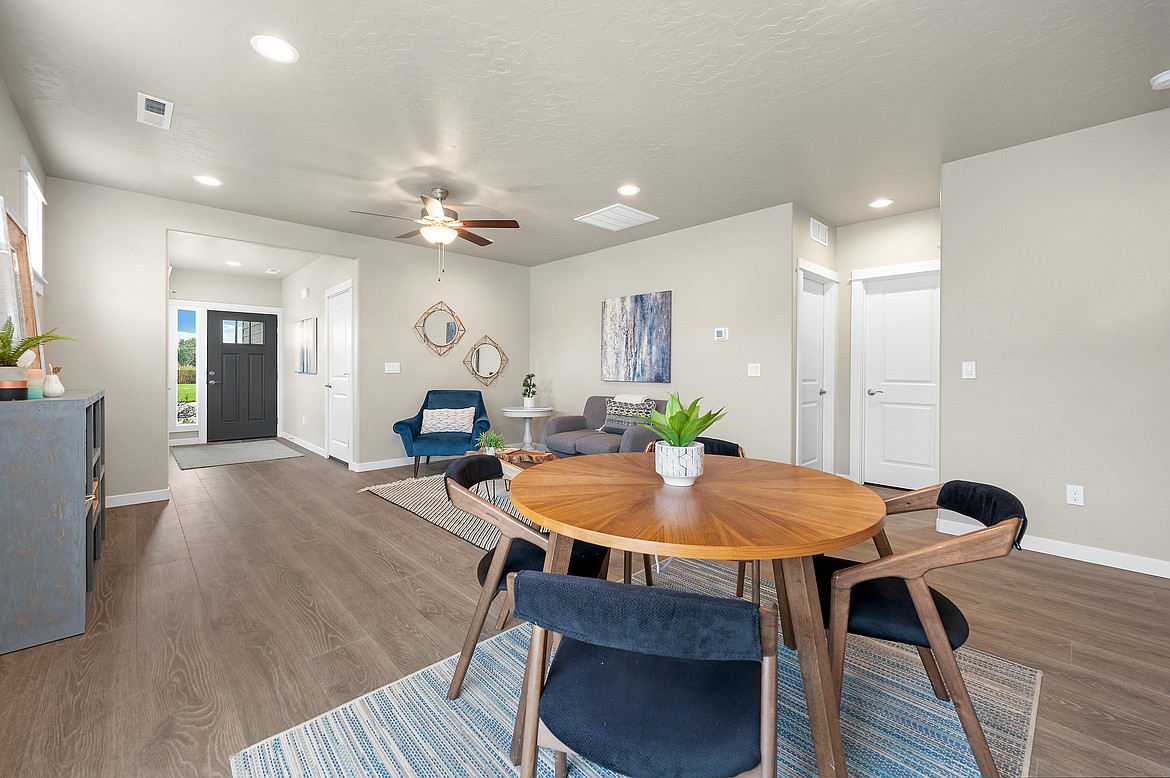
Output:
[420,406,476,434]
[599,398,656,435]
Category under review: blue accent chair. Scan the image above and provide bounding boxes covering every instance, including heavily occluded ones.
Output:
[393,390,490,477]
[510,571,778,778]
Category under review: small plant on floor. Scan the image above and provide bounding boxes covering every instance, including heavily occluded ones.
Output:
[477,430,508,452]
[637,392,726,448]
[521,372,537,398]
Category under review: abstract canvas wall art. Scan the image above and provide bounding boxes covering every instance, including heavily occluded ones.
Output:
[601,290,671,383]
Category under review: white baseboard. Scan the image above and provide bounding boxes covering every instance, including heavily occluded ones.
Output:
[107,488,171,507]
[349,454,461,473]
[937,514,1170,580]
[278,430,328,458]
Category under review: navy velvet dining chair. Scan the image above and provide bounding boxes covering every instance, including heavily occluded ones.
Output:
[393,389,490,477]
[510,571,777,778]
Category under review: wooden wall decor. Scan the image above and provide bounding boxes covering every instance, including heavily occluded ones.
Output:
[5,214,40,369]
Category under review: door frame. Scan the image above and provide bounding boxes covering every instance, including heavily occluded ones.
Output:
[168,299,283,446]
[847,260,940,483]
[794,258,838,473]
[323,280,357,467]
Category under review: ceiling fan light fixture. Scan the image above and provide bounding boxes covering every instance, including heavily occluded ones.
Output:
[250,35,300,63]
[420,224,459,245]
[1152,69,1170,90]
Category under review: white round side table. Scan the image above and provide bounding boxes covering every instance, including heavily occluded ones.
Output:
[500,406,554,449]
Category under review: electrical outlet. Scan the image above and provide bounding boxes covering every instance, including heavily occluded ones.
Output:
[962,361,977,379]
[1066,484,1084,506]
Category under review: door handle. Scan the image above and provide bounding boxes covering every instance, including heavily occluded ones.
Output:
[819,389,827,396]
[867,389,883,396]
[208,379,220,386]
[325,384,332,388]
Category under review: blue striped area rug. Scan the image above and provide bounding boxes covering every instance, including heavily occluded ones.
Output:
[231,559,1040,778]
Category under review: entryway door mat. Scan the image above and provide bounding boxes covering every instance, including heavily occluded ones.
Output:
[171,439,303,470]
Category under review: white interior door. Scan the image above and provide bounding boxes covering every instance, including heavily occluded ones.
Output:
[861,272,939,489]
[325,287,353,462]
[795,262,836,472]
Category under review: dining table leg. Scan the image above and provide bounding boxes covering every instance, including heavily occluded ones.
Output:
[776,556,848,777]
[509,532,575,765]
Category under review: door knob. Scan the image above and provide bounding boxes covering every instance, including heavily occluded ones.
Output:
[819,389,827,396]
[208,379,220,386]
[867,389,883,396]
[325,384,332,388]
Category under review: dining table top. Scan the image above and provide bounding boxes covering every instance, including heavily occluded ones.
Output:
[508,452,886,560]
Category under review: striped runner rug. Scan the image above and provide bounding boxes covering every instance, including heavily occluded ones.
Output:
[232,558,1040,778]
[361,474,524,550]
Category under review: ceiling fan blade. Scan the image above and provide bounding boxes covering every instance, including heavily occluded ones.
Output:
[421,195,446,220]
[456,220,520,229]
[350,209,419,222]
[456,229,493,247]
[396,229,422,240]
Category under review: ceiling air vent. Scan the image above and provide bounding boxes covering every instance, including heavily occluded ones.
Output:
[264,268,282,275]
[136,92,174,130]
[810,218,829,247]
[574,203,659,232]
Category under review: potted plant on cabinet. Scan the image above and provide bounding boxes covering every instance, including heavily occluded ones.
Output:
[637,392,726,487]
[477,429,508,456]
[522,372,537,408]
[0,317,74,401]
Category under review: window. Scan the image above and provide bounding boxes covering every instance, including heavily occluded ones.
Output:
[222,319,265,345]
[19,157,45,280]
[175,308,198,426]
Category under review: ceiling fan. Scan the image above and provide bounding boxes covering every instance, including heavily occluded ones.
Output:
[351,187,519,248]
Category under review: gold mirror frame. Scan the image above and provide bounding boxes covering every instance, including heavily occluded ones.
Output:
[463,335,509,386]
[413,300,466,356]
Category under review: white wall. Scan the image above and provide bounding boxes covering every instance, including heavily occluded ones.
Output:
[0,73,43,215]
[44,178,529,496]
[834,208,940,473]
[940,108,1170,567]
[169,267,282,307]
[529,204,795,462]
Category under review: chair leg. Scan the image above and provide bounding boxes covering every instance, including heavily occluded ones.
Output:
[623,551,632,584]
[642,554,654,586]
[449,540,513,700]
[917,646,950,701]
[495,603,511,631]
[751,560,761,605]
[555,750,568,778]
[518,625,549,778]
[598,548,612,581]
[412,456,420,478]
[736,561,747,598]
[907,579,999,777]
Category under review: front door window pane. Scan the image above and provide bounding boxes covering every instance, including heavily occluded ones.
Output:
[177,308,197,426]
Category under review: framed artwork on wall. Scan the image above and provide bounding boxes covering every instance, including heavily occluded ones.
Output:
[295,317,317,374]
[601,290,672,383]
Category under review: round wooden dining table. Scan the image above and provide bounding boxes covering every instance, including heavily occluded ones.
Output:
[508,452,887,777]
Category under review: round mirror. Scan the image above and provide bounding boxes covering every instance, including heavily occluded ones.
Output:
[413,301,465,356]
[463,336,509,386]
[423,310,457,346]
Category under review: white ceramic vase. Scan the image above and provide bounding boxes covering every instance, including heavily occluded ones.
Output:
[523,396,537,408]
[43,373,65,397]
[654,440,705,487]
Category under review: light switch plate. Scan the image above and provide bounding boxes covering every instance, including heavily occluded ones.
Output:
[385,362,400,374]
[747,363,761,377]
[961,361,977,379]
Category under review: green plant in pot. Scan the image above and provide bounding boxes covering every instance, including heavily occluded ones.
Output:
[521,372,537,407]
[0,317,74,401]
[477,429,508,455]
[637,392,726,487]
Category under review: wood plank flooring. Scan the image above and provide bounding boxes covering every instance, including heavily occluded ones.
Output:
[1,447,1168,776]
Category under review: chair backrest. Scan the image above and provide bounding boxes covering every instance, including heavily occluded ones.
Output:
[423,389,486,416]
[643,436,745,456]
[445,474,547,547]
[938,480,1028,547]
[511,570,767,662]
[582,396,667,431]
[444,454,503,490]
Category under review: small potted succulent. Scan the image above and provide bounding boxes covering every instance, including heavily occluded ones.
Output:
[0,317,74,401]
[637,392,726,487]
[477,429,508,456]
[522,372,537,408]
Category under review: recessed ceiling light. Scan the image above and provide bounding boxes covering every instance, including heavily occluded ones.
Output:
[194,175,223,187]
[250,35,300,63]
[1152,69,1170,90]
[225,261,242,267]
[617,184,640,196]
[869,198,894,208]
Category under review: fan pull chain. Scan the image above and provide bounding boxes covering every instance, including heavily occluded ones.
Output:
[438,243,446,281]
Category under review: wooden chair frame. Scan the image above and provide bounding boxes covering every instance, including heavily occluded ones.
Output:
[827,482,1022,778]
[509,573,778,778]
[444,478,610,699]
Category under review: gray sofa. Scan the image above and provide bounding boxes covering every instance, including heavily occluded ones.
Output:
[544,395,666,457]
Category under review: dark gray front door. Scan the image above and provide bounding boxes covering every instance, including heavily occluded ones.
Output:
[207,311,278,442]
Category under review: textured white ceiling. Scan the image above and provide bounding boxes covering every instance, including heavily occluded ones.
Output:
[1,1,1168,266]
[166,231,343,277]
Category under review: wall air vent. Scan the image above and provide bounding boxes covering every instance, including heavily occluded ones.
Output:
[810,218,829,247]
[574,203,659,232]
[136,92,174,130]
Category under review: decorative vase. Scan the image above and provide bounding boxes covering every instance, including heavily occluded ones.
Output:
[654,440,705,487]
[26,367,44,399]
[484,447,497,456]
[523,396,537,408]
[43,372,65,398]
[0,365,29,401]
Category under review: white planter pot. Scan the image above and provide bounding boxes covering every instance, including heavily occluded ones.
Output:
[654,441,705,487]
[523,396,537,408]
